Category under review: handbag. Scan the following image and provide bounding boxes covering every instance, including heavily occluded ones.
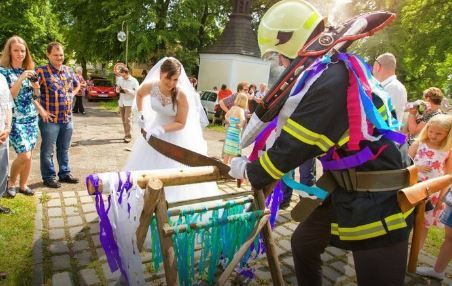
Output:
[442,189,452,207]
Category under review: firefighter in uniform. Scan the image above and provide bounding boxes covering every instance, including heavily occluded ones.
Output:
[229,1,414,285]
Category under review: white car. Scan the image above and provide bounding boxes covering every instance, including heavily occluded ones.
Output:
[200,90,222,124]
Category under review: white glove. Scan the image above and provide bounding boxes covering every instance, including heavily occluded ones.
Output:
[145,126,165,140]
[137,112,146,129]
[228,156,249,180]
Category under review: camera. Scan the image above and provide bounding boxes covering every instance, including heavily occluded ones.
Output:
[29,74,39,82]
[405,100,427,114]
[116,85,125,93]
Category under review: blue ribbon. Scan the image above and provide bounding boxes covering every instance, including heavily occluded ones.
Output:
[291,55,331,97]
[281,173,328,200]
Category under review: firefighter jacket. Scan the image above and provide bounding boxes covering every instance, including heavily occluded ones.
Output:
[246,61,413,250]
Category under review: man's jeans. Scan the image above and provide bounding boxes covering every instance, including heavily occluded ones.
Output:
[39,120,73,181]
[282,158,316,203]
[0,140,9,197]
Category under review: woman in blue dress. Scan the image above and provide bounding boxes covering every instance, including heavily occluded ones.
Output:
[0,36,52,196]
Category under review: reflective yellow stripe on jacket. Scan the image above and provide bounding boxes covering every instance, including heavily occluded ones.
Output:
[259,151,284,180]
[331,221,387,241]
[282,119,335,152]
[385,207,415,231]
[331,208,414,241]
[337,130,349,147]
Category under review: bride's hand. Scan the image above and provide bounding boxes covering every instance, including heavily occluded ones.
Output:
[137,112,146,129]
[145,126,165,140]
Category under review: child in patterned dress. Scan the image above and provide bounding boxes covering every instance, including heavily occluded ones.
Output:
[408,113,452,251]
[416,191,452,280]
[223,92,248,164]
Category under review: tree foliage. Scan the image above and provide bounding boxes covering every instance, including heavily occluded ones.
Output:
[0,0,63,64]
[342,0,451,98]
[399,0,451,96]
[51,0,230,75]
[0,0,449,97]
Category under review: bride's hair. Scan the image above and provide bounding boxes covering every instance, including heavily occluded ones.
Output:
[161,58,181,110]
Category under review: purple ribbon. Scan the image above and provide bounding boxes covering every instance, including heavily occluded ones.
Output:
[248,180,283,258]
[379,129,407,145]
[249,118,277,162]
[85,174,128,282]
[117,172,133,213]
[266,180,283,228]
[320,147,374,171]
[321,128,406,171]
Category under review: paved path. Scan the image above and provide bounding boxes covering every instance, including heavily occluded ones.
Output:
[22,100,451,285]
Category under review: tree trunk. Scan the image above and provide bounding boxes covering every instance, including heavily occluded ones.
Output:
[81,58,88,79]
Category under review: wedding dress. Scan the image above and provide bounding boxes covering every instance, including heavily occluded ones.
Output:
[124,81,220,203]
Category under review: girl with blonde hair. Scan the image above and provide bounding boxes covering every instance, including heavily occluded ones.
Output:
[408,113,452,252]
[223,92,248,164]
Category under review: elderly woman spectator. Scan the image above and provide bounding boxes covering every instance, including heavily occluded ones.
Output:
[407,87,444,139]
[0,36,50,197]
[73,67,87,115]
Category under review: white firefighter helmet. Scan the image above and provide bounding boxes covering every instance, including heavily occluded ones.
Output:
[258,0,324,59]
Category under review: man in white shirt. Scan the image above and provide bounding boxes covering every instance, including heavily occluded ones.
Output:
[255,82,268,99]
[116,67,139,143]
[373,53,407,128]
[0,73,13,214]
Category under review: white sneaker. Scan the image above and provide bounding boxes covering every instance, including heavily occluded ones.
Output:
[416,266,444,280]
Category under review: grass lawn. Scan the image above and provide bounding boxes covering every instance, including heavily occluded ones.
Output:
[206,123,226,133]
[98,100,119,112]
[424,225,444,257]
[0,195,36,286]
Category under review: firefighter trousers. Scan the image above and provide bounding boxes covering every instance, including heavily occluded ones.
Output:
[291,199,408,286]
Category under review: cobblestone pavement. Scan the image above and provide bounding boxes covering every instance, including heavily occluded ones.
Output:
[34,182,452,286]
[24,101,451,285]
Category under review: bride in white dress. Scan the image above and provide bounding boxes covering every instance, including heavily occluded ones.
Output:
[124,57,219,203]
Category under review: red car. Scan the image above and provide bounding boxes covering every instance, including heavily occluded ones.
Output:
[86,77,118,102]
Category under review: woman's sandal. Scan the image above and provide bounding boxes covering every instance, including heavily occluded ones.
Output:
[5,186,17,198]
[18,186,34,196]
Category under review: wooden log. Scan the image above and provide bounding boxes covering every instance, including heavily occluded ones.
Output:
[86,166,225,195]
[255,186,285,285]
[407,202,426,273]
[86,179,103,195]
[168,195,254,217]
[168,190,254,208]
[263,181,277,198]
[163,209,270,236]
[137,166,223,189]
[216,214,271,286]
[135,177,162,252]
[154,182,178,286]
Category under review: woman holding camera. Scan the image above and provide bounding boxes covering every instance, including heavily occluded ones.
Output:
[0,36,50,197]
[407,87,444,139]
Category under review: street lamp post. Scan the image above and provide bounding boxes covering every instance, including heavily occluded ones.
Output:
[117,21,129,66]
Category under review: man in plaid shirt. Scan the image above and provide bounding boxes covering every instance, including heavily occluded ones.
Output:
[36,42,80,188]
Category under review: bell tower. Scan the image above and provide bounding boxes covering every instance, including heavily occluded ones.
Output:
[197,0,270,91]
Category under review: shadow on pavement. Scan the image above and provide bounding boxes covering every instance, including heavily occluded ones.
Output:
[72,138,125,147]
